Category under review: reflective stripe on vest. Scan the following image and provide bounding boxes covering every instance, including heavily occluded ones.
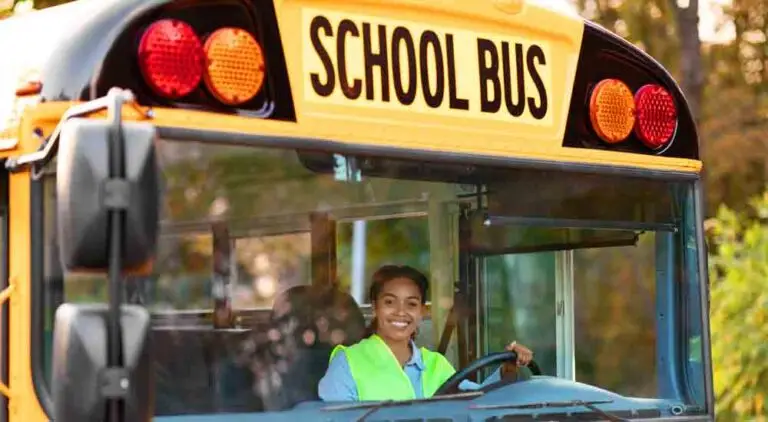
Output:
[329,335,456,401]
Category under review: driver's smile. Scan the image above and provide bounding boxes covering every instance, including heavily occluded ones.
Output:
[387,320,411,329]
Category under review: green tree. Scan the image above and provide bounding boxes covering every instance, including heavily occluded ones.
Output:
[725,0,768,95]
[699,82,768,216]
[706,190,768,420]
[699,0,768,216]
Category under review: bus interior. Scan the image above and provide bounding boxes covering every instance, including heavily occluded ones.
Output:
[37,137,709,420]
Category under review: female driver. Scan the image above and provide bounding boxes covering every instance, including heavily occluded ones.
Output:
[318,264,534,402]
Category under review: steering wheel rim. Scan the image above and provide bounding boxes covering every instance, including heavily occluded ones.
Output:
[433,351,542,396]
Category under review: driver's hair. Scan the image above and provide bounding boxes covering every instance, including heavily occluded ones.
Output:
[364,264,429,341]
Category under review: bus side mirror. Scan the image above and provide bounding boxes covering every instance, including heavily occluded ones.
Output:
[56,117,161,271]
[52,116,160,421]
[52,304,153,422]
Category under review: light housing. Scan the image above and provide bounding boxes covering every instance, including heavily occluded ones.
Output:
[137,19,204,99]
[203,27,266,105]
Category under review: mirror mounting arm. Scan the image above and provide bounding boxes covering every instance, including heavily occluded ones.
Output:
[104,87,132,422]
[4,88,152,175]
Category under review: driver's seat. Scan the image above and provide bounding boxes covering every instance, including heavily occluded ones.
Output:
[259,284,365,409]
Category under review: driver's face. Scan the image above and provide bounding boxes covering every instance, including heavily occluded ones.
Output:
[373,277,425,344]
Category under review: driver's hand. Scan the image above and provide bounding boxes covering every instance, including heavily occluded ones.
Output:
[505,341,533,367]
[500,341,533,380]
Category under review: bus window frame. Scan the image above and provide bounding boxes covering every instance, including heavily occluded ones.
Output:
[153,213,314,317]
[31,173,54,415]
[692,182,714,416]
[130,199,437,330]
[28,125,712,420]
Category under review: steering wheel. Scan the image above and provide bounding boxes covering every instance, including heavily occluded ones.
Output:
[434,351,542,396]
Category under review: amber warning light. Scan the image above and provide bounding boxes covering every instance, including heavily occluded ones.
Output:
[137,19,266,106]
[204,28,265,105]
[589,79,635,144]
[588,78,678,151]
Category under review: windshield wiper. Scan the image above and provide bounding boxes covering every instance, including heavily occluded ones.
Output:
[470,399,630,422]
[322,391,483,422]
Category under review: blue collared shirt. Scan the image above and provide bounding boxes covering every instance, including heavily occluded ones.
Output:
[318,340,502,401]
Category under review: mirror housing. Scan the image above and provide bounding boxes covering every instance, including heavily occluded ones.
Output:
[52,304,154,422]
[56,118,160,271]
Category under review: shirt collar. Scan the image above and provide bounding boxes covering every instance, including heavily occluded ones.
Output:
[404,340,425,370]
[370,334,426,370]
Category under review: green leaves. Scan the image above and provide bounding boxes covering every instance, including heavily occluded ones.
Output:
[708,189,768,420]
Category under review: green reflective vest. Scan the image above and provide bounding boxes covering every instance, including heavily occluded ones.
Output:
[329,334,456,401]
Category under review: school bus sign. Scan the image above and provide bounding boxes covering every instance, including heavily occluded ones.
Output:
[302,8,556,127]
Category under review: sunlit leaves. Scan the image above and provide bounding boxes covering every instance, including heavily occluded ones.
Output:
[708,191,768,420]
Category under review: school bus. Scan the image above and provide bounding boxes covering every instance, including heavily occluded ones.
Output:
[0,0,713,420]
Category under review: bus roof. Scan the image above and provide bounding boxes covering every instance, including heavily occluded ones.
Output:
[0,0,125,146]
[0,0,700,173]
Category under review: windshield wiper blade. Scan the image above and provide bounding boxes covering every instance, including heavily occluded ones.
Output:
[322,391,483,422]
[470,399,630,422]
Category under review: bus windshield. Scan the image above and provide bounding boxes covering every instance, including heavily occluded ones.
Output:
[39,138,708,420]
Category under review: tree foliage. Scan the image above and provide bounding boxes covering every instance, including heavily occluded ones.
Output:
[707,191,768,419]
[700,0,768,216]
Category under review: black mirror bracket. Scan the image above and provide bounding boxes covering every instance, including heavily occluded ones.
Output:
[104,87,137,422]
[4,88,152,176]
[100,367,131,399]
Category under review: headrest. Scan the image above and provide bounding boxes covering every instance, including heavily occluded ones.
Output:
[270,284,366,348]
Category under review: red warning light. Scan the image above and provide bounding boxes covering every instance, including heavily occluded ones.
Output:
[138,19,204,99]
